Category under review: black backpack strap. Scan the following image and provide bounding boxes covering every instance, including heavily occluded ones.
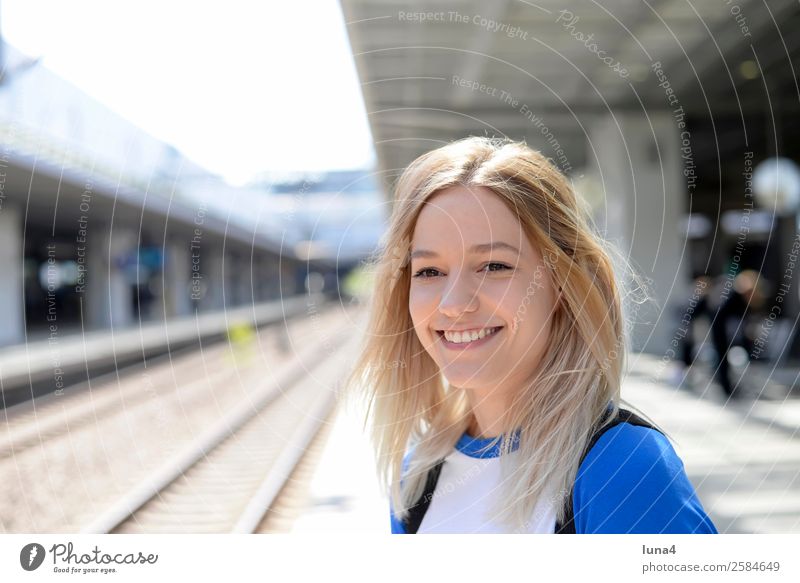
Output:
[402,458,445,534]
[401,408,660,534]
[554,407,662,533]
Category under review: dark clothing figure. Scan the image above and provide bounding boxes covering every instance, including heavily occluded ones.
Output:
[680,281,710,369]
[709,289,749,396]
[678,271,767,398]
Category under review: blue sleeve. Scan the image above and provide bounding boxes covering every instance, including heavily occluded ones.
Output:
[573,423,718,534]
[390,503,406,534]
[389,449,413,534]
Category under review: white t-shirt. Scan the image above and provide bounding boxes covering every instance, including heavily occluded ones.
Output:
[417,432,557,534]
[393,409,719,534]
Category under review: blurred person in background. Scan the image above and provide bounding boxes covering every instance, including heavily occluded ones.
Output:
[709,269,769,398]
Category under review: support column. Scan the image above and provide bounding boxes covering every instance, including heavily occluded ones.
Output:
[280,261,298,296]
[228,251,244,308]
[201,246,224,312]
[264,256,281,300]
[238,252,255,307]
[86,226,136,329]
[587,112,689,355]
[164,238,192,318]
[0,205,24,346]
[252,253,266,302]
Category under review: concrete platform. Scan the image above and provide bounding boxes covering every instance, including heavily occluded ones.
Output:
[287,394,387,533]
[626,353,800,534]
[0,294,327,408]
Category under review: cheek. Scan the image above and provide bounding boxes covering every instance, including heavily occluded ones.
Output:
[408,287,433,331]
[408,297,439,353]
[517,292,556,341]
[409,282,439,306]
[505,276,556,330]
[481,278,528,319]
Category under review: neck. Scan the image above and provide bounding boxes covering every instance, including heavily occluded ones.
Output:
[466,399,510,439]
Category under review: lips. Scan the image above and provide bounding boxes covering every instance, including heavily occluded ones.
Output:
[435,326,504,350]
[435,326,503,334]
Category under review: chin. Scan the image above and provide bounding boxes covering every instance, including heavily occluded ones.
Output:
[440,371,491,391]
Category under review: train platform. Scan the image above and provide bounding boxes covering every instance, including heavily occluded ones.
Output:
[286,395,387,533]
[0,294,328,408]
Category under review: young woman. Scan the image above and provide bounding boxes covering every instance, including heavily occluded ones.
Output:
[344,136,718,534]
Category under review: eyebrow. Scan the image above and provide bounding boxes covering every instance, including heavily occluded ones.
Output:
[409,241,521,260]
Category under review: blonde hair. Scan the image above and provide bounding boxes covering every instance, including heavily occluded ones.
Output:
[344,136,657,532]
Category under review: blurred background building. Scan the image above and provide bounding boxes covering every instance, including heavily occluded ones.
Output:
[0,22,386,348]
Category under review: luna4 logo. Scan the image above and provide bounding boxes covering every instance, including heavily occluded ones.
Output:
[20,543,46,571]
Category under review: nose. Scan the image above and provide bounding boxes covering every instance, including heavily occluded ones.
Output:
[438,271,479,318]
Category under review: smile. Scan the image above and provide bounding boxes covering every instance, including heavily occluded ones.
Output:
[436,326,503,349]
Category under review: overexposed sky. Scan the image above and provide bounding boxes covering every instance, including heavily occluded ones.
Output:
[1,1,375,184]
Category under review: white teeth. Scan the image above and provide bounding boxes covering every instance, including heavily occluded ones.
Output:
[442,327,500,344]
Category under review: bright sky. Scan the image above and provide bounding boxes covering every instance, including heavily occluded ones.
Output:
[1,1,375,185]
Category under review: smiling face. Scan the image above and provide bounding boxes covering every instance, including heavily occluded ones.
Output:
[408,185,559,402]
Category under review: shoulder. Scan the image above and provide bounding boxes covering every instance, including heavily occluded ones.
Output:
[572,422,718,534]
[581,421,680,480]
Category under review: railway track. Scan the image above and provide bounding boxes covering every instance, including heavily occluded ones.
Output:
[0,305,342,458]
[0,302,362,532]
[83,325,360,534]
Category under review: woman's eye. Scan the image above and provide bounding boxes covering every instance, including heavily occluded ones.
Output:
[482,262,511,273]
[412,268,440,278]
[412,263,510,278]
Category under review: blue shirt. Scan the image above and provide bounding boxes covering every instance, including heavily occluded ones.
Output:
[390,419,718,534]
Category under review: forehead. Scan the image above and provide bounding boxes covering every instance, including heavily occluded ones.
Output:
[411,185,526,248]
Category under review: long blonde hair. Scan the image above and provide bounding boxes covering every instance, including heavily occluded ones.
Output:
[343,136,656,532]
